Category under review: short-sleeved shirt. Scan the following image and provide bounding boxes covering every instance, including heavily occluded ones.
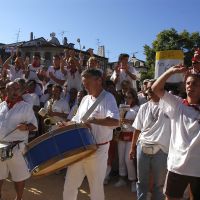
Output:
[44,98,70,122]
[133,101,171,153]
[47,66,66,85]
[8,65,24,81]
[0,101,38,142]
[121,105,139,132]
[65,69,82,91]
[72,91,120,144]
[159,91,200,177]
[110,66,138,91]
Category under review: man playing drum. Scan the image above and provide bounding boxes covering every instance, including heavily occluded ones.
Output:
[63,69,120,200]
[0,82,38,200]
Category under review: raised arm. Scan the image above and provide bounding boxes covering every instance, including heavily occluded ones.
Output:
[152,64,187,98]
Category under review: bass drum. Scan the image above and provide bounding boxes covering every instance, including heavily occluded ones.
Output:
[24,123,97,177]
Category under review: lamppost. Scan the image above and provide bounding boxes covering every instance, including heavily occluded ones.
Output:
[77,38,85,50]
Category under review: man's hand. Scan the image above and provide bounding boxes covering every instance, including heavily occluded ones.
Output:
[129,145,136,160]
[169,64,188,74]
[16,123,28,131]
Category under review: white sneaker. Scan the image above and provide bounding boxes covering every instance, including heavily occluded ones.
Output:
[131,181,137,192]
[114,179,127,187]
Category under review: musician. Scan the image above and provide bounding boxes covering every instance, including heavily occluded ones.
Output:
[0,81,37,200]
[110,53,138,92]
[63,69,119,200]
[46,54,66,86]
[3,52,25,81]
[152,66,200,200]
[25,53,43,96]
[44,84,70,123]
[129,80,171,200]
[114,88,139,192]
[60,56,82,91]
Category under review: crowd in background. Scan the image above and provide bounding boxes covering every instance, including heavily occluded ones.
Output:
[0,47,200,200]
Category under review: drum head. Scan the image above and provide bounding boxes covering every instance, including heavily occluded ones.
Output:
[32,145,97,177]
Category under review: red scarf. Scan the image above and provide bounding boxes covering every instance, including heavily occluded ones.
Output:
[182,99,200,112]
[32,61,40,68]
[5,96,23,109]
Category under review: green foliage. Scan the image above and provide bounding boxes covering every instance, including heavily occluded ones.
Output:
[142,28,200,80]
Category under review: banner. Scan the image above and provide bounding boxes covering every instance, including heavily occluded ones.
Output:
[155,50,184,83]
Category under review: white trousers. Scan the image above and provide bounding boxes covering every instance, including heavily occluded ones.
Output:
[118,140,136,181]
[63,144,109,200]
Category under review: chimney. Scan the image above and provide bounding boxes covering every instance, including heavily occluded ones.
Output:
[30,32,33,41]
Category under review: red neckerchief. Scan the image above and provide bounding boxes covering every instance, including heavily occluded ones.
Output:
[32,61,40,68]
[5,96,23,109]
[182,99,200,112]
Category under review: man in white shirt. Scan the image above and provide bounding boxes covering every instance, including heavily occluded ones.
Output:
[3,54,25,81]
[60,57,82,91]
[44,84,70,123]
[152,65,200,200]
[110,53,138,91]
[46,55,66,86]
[0,81,38,200]
[130,80,171,200]
[63,69,120,200]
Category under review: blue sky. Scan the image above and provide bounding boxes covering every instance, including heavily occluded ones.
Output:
[0,0,199,62]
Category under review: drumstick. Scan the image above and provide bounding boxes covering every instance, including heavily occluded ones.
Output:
[1,127,18,140]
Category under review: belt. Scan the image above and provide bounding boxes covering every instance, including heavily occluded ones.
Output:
[97,141,109,146]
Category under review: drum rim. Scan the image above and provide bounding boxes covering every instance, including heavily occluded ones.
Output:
[30,144,97,177]
[26,123,89,150]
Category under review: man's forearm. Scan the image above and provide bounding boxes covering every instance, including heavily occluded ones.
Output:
[152,69,175,97]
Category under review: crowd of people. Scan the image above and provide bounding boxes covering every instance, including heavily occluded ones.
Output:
[0,48,199,200]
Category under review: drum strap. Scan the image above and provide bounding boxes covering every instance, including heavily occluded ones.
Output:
[81,90,107,122]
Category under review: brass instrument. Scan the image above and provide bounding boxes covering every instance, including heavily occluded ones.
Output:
[38,99,56,131]
[113,104,130,141]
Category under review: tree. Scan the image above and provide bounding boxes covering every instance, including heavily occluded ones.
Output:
[142,28,200,80]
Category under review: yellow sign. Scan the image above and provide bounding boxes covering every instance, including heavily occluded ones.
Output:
[156,50,184,60]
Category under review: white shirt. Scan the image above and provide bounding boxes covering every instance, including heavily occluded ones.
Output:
[159,92,200,177]
[72,91,120,144]
[44,98,70,122]
[65,69,82,91]
[27,64,43,82]
[121,105,139,132]
[110,66,138,91]
[0,101,38,142]
[47,66,65,85]
[133,101,171,153]
[8,65,24,81]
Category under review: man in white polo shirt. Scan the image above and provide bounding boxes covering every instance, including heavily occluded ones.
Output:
[63,69,119,200]
[152,65,200,200]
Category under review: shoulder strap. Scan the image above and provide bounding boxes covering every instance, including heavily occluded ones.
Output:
[81,90,107,122]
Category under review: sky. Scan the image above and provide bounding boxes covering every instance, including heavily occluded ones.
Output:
[0,0,200,62]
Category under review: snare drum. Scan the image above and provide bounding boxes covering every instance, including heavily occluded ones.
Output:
[24,123,97,177]
[0,142,13,161]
